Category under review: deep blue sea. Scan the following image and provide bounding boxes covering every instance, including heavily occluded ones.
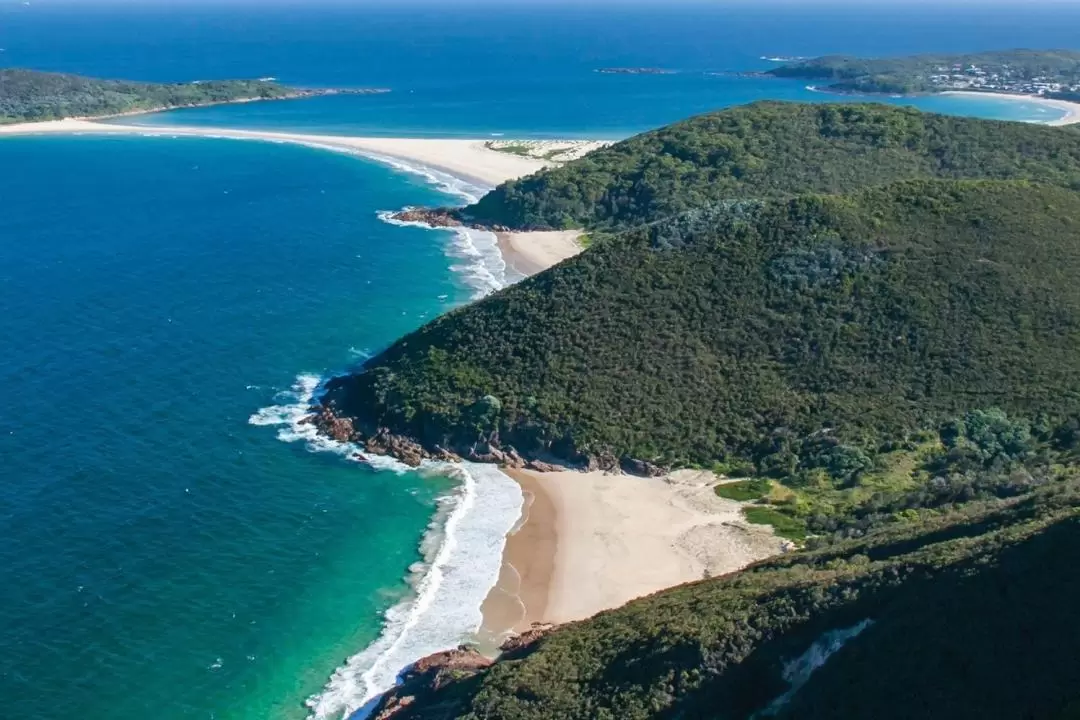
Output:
[2,3,1079,719]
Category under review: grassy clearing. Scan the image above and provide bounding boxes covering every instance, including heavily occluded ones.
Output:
[714,478,771,502]
[743,506,807,541]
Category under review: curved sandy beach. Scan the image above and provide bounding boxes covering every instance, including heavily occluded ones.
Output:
[0,118,592,274]
[3,115,760,651]
[941,91,1080,126]
[0,118,555,186]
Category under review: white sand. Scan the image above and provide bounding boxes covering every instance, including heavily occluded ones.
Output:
[496,230,584,276]
[0,119,549,186]
[486,139,612,163]
[0,119,602,276]
[941,91,1080,126]
[507,469,787,625]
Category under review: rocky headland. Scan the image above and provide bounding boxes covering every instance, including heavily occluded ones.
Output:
[370,624,553,720]
[304,402,667,477]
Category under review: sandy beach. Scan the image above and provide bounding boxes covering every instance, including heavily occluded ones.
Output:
[0,119,598,284]
[479,468,787,643]
[496,230,585,276]
[941,91,1080,126]
[0,118,559,187]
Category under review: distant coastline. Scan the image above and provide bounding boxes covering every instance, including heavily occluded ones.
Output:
[0,67,390,127]
[62,87,391,123]
[940,90,1080,126]
[804,84,1080,125]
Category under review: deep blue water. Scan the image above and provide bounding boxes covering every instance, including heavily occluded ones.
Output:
[3,3,1079,135]
[1,4,1078,719]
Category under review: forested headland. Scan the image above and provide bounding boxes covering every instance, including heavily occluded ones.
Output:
[315,102,1080,718]
[460,102,1080,231]
[766,49,1080,95]
[0,68,387,124]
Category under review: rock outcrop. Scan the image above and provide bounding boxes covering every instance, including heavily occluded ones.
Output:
[389,207,512,232]
[371,645,493,720]
[371,626,555,720]
[309,393,668,476]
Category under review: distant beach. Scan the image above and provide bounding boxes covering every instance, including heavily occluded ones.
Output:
[940,91,1080,126]
[0,119,553,186]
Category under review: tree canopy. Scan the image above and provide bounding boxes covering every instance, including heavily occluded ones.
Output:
[463,102,1080,231]
[0,69,296,123]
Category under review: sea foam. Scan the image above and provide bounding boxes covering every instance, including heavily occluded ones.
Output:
[249,375,522,720]
[247,145,527,717]
[377,211,520,299]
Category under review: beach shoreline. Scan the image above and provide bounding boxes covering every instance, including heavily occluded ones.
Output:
[0,118,554,187]
[938,91,1080,126]
[495,230,585,277]
[0,120,594,283]
[478,468,788,641]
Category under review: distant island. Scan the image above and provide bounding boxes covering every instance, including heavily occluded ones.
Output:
[595,67,677,75]
[767,48,1080,99]
[0,68,389,124]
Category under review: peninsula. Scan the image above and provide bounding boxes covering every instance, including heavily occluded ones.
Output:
[768,49,1080,106]
[310,103,1080,718]
[0,68,388,124]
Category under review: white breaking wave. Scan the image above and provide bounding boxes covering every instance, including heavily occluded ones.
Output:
[378,210,520,299]
[248,376,523,720]
[244,133,528,717]
[307,462,521,719]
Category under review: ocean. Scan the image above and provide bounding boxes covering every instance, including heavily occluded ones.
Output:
[2,3,1079,719]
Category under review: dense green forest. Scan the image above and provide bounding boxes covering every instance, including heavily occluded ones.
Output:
[0,69,299,123]
[324,104,1080,717]
[766,49,1080,94]
[462,102,1080,231]
[371,478,1080,719]
[324,179,1080,538]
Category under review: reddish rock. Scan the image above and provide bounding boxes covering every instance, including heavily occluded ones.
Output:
[307,406,357,443]
[391,208,465,228]
[370,646,492,720]
[499,623,553,656]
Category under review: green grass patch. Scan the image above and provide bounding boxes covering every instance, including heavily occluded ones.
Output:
[715,478,771,502]
[743,506,807,542]
[485,142,535,158]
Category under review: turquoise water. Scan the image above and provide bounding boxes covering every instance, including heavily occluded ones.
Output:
[3,4,1080,720]
[0,135,500,719]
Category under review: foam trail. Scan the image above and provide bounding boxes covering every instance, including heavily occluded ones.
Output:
[306,462,521,719]
[377,212,519,298]
[249,377,523,719]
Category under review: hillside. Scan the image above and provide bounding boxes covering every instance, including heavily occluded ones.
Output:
[323,178,1080,538]
[766,49,1080,95]
[370,477,1080,719]
[460,102,1080,232]
[315,103,1080,717]
[0,68,375,124]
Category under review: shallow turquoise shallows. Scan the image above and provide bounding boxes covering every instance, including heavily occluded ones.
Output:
[0,136,469,719]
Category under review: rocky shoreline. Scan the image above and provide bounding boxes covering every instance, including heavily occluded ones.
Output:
[303,402,668,477]
[369,624,553,720]
[389,207,516,233]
